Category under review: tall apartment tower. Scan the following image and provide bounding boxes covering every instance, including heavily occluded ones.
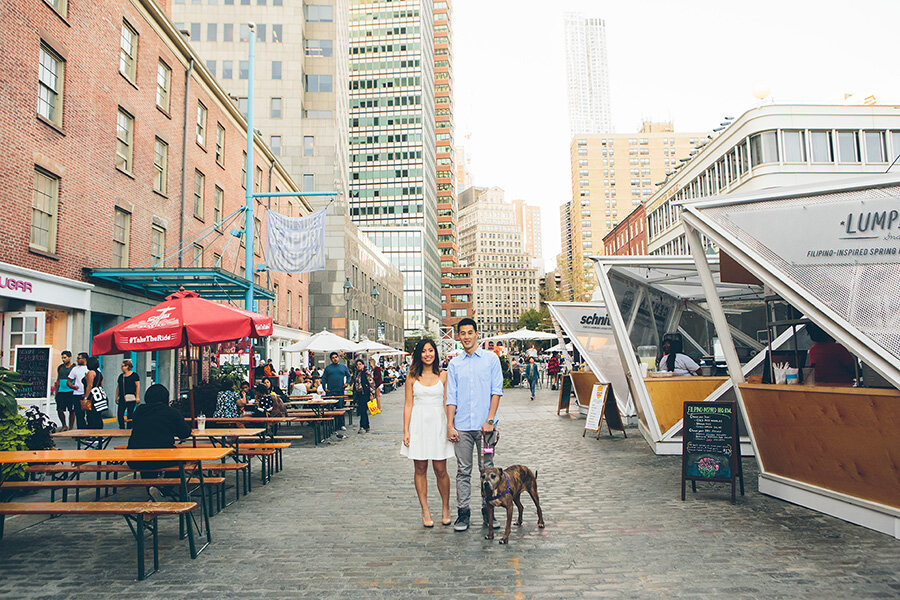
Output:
[349,0,441,336]
[564,13,612,136]
[434,1,473,331]
[458,187,539,338]
[512,200,543,274]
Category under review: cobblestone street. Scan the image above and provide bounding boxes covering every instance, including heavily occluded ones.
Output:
[1,384,898,599]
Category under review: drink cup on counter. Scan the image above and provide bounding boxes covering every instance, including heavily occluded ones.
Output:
[197,414,206,430]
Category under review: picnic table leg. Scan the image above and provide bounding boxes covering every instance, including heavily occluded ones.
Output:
[179,462,198,559]
[152,516,160,574]
[136,514,146,581]
[196,461,212,545]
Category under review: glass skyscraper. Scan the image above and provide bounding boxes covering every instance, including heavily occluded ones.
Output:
[348,0,440,335]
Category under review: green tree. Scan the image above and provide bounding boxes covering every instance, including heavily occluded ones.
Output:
[517,308,543,331]
[0,369,29,481]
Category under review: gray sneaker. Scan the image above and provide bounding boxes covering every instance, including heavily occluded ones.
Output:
[482,507,501,529]
[453,508,470,532]
[148,486,165,503]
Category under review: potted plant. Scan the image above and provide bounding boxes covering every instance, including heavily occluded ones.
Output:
[0,369,30,481]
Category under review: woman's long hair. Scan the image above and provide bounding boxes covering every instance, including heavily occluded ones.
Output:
[665,338,684,373]
[410,338,440,379]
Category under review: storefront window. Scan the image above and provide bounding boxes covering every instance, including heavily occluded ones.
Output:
[749,131,778,166]
[837,131,860,163]
[810,130,833,163]
[783,130,806,163]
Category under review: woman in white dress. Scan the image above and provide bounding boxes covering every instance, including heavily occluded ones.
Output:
[401,338,455,527]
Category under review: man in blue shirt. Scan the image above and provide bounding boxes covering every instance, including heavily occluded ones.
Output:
[446,318,502,532]
[323,352,351,435]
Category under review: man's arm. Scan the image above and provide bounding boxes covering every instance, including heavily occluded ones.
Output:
[482,355,503,433]
[445,361,459,441]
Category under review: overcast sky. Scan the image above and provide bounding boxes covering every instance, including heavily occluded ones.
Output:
[452,0,900,269]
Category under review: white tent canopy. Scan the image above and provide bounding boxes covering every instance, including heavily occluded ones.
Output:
[545,342,572,353]
[355,339,401,353]
[283,329,361,353]
[487,327,557,341]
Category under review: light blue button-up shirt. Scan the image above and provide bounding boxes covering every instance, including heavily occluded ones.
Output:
[446,348,503,431]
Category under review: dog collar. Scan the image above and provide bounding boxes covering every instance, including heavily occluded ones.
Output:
[487,473,513,502]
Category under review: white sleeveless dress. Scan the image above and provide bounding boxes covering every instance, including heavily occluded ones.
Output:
[400,380,455,460]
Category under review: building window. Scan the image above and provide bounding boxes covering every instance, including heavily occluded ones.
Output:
[810,130,833,163]
[31,168,59,253]
[193,170,205,218]
[239,23,250,41]
[270,135,281,156]
[45,0,68,16]
[272,24,283,43]
[304,74,332,93]
[222,60,233,79]
[191,243,203,267]
[303,174,314,193]
[215,123,225,166]
[305,39,333,57]
[286,291,292,327]
[780,130,806,163]
[196,102,207,146]
[864,131,886,163]
[37,44,64,126]
[119,20,138,81]
[272,61,282,79]
[257,24,267,41]
[116,108,134,173]
[238,97,248,118]
[304,110,332,119]
[153,138,168,194]
[255,166,263,193]
[305,4,333,21]
[253,217,262,254]
[206,60,216,77]
[242,150,247,188]
[156,60,171,111]
[224,23,233,42]
[271,97,282,118]
[837,131,860,163]
[190,22,200,41]
[207,22,217,42]
[239,60,248,79]
[150,224,165,267]
[303,136,314,156]
[113,208,130,268]
[749,131,778,166]
[214,186,223,225]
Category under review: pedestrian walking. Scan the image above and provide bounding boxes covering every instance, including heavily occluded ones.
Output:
[54,350,75,431]
[401,339,454,527]
[445,318,502,532]
[525,356,539,401]
[115,359,140,429]
[351,358,379,434]
[81,356,105,429]
[369,357,383,410]
[323,352,351,435]
[547,352,561,390]
[66,352,89,429]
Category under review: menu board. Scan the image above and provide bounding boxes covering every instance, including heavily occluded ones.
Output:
[14,345,52,399]
[583,384,626,439]
[681,401,744,504]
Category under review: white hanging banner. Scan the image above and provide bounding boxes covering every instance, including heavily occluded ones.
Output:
[266,209,327,273]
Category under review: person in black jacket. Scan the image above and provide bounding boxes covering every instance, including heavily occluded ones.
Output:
[127,384,192,484]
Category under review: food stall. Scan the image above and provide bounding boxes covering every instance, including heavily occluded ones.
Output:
[546,302,635,418]
[681,174,900,538]
[590,256,807,455]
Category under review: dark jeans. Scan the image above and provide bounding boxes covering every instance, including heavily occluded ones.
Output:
[117,400,136,429]
[85,409,103,429]
[354,391,370,431]
[529,377,537,397]
[327,389,345,429]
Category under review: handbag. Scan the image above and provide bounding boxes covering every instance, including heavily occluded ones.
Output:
[90,386,109,412]
[124,393,137,403]
[367,398,381,416]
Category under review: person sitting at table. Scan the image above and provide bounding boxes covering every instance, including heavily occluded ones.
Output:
[292,377,308,396]
[213,381,251,418]
[806,323,856,385]
[126,384,192,500]
[657,338,700,376]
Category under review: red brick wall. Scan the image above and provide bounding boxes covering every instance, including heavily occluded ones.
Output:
[0,0,307,330]
[603,204,647,256]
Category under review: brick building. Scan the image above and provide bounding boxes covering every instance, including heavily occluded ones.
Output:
[0,0,309,405]
[603,204,647,256]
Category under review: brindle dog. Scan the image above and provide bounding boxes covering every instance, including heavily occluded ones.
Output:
[481,465,545,544]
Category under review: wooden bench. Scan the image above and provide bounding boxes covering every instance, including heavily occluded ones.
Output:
[3,477,227,515]
[0,501,196,580]
[181,442,291,473]
[280,415,334,445]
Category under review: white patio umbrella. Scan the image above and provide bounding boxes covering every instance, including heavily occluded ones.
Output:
[354,339,400,353]
[545,341,573,353]
[283,329,361,353]
[489,327,557,342]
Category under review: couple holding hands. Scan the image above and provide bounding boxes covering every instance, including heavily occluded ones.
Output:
[401,318,502,532]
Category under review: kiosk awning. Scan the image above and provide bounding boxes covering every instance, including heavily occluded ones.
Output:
[86,267,275,302]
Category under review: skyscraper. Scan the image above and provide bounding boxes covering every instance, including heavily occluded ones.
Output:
[564,12,612,136]
[349,0,441,336]
[434,1,473,332]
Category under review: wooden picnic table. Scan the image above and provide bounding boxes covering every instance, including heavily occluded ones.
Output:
[0,448,230,557]
[188,428,265,459]
[51,429,131,450]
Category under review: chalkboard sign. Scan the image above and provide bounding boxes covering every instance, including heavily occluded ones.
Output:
[681,401,744,504]
[602,387,626,438]
[14,345,52,399]
[556,375,572,415]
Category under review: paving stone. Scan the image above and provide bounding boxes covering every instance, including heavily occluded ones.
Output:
[0,384,898,598]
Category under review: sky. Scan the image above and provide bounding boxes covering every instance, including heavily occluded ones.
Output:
[451,0,900,270]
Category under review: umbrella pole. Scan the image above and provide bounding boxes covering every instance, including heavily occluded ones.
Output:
[188,341,197,424]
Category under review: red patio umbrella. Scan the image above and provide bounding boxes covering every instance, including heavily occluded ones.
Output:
[92,289,273,417]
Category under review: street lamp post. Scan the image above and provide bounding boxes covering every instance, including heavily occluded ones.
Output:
[343,277,354,340]
[243,22,256,311]
[370,284,379,341]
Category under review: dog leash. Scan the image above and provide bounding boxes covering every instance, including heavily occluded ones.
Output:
[487,473,513,502]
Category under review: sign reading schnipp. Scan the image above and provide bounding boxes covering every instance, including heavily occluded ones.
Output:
[726,197,900,266]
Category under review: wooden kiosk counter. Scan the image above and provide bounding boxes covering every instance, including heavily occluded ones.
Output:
[739,383,900,510]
